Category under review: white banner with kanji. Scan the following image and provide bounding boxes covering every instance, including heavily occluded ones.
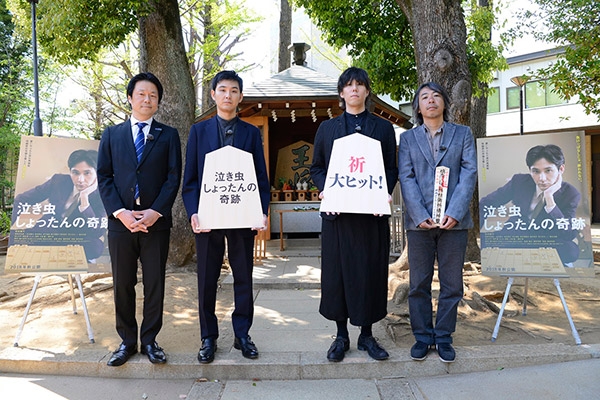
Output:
[197,146,264,229]
[319,133,390,215]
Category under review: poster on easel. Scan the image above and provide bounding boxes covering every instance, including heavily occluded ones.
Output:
[4,136,110,274]
[477,131,593,277]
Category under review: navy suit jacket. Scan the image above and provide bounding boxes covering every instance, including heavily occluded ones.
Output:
[97,119,182,232]
[398,122,478,231]
[181,116,270,220]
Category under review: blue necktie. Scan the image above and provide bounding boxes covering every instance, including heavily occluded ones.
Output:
[134,122,147,202]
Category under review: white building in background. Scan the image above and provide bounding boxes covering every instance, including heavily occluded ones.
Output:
[486,47,599,137]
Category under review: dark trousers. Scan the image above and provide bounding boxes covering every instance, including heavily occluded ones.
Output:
[195,229,255,340]
[407,229,467,345]
[108,229,169,347]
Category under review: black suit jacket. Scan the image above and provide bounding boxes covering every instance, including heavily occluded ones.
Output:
[97,119,182,232]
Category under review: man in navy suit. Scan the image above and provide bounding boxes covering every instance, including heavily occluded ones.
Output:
[480,144,581,264]
[11,149,106,262]
[399,82,477,363]
[98,72,182,366]
[182,70,270,364]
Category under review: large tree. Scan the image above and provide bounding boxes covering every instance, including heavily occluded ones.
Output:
[513,0,600,117]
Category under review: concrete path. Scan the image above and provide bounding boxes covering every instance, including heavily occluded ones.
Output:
[1,238,599,399]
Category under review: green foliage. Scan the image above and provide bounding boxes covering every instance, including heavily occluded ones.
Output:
[465,0,508,98]
[513,0,600,116]
[0,208,11,235]
[294,0,505,102]
[293,0,416,101]
[9,0,148,65]
[1,0,29,207]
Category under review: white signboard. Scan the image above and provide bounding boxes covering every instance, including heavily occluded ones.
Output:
[319,133,390,215]
[197,146,264,229]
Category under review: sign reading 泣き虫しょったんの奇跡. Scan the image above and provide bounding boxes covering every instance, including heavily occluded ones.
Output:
[197,146,264,229]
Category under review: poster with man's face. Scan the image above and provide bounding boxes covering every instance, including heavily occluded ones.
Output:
[4,136,110,274]
[477,131,593,277]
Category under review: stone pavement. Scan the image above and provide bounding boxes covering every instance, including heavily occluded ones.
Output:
[0,238,599,399]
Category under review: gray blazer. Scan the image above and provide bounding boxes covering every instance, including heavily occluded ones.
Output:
[398,122,477,231]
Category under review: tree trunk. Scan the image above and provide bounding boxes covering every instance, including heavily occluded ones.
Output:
[278,0,292,72]
[200,2,217,113]
[397,0,472,124]
[139,0,197,267]
[392,0,474,273]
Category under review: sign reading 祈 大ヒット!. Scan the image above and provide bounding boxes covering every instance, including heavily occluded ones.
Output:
[319,133,390,215]
[197,146,264,229]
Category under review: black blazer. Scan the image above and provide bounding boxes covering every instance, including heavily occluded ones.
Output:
[97,119,182,232]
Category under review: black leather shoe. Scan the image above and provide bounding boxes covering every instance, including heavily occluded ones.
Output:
[327,337,350,362]
[107,343,137,367]
[141,342,167,364]
[357,334,389,360]
[198,338,217,364]
[233,335,259,359]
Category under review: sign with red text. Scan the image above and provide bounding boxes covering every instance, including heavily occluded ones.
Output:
[319,133,390,215]
[198,146,264,229]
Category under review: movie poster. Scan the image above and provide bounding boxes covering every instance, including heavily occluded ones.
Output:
[477,131,593,277]
[5,136,110,274]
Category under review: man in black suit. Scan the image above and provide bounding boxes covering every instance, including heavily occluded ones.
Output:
[182,70,270,364]
[97,72,182,366]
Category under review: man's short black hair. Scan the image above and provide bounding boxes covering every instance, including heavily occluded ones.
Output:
[526,144,565,168]
[337,67,372,110]
[127,72,164,103]
[68,149,98,170]
[412,82,451,126]
[211,70,243,93]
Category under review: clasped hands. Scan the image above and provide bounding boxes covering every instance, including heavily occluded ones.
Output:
[118,209,160,233]
[418,215,458,230]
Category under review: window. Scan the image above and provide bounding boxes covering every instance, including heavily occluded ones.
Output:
[506,86,520,109]
[487,87,500,113]
[525,79,567,109]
